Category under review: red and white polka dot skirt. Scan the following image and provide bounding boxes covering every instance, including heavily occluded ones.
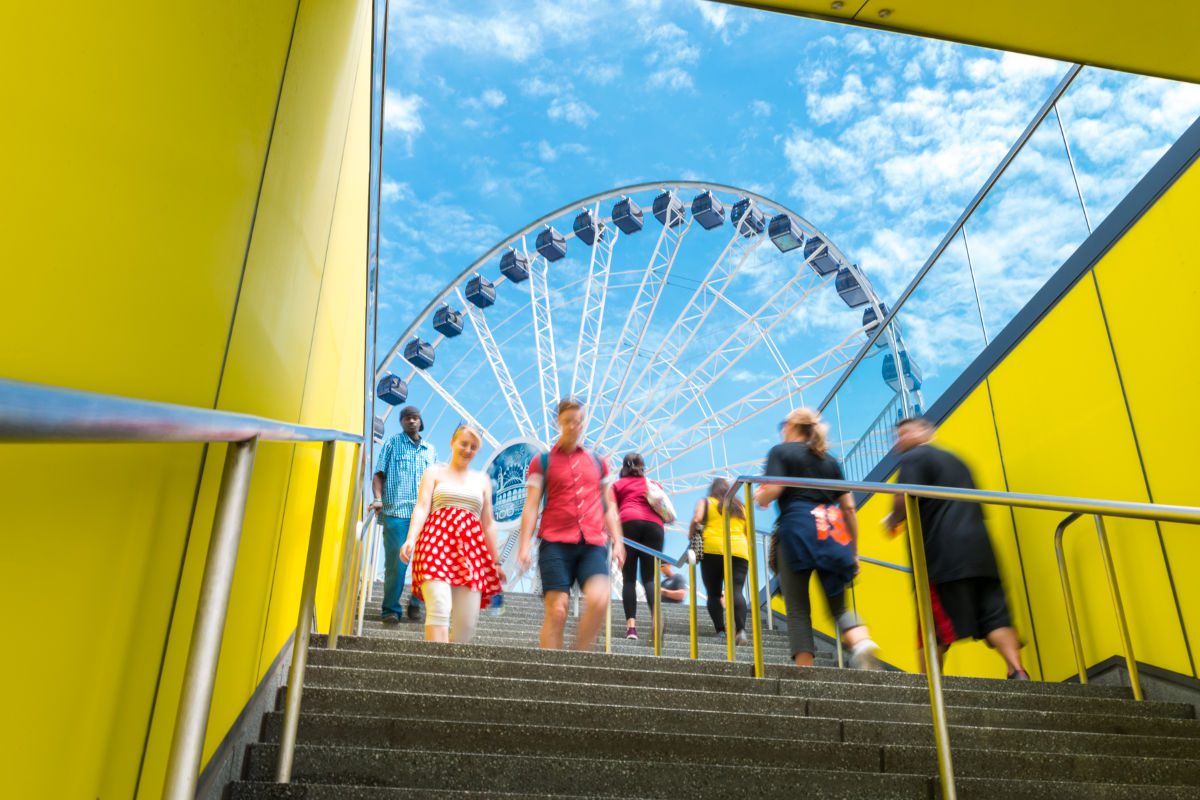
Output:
[411,506,502,606]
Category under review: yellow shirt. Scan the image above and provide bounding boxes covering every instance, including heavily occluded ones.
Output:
[700,497,750,560]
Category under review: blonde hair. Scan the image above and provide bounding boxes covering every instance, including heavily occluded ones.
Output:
[783,407,829,458]
[451,423,482,447]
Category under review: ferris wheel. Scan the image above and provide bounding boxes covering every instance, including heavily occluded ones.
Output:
[374,182,920,590]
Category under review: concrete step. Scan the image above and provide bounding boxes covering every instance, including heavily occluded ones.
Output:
[230,784,640,800]
[241,743,934,799]
[298,662,1190,721]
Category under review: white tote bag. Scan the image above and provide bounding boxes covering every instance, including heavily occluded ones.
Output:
[645,478,677,524]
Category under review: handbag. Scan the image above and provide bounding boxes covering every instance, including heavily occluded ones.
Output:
[645,478,677,524]
[689,500,707,560]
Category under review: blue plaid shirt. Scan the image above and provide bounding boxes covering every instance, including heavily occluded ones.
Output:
[374,433,437,518]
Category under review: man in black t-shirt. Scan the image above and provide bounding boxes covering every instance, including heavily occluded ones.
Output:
[890,417,1028,679]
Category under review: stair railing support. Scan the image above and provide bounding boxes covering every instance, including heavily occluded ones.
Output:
[328,443,364,648]
[761,530,774,631]
[687,549,698,660]
[652,556,663,657]
[605,541,612,654]
[1094,515,1143,700]
[906,492,956,800]
[745,483,764,678]
[276,441,337,783]
[723,506,736,663]
[162,438,258,800]
[355,512,380,637]
[1053,512,1088,684]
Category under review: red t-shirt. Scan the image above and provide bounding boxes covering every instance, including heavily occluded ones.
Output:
[612,476,662,525]
[526,443,610,545]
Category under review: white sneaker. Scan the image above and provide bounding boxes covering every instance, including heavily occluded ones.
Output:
[849,640,882,670]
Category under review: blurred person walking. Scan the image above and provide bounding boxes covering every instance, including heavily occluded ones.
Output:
[755,408,880,669]
[517,399,626,651]
[612,452,670,640]
[691,478,751,645]
[889,416,1029,679]
[400,424,504,643]
[370,405,435,624]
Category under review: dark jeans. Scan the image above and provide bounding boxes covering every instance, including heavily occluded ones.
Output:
[776,557,863,658]
[621,518,664,621]
[700,555,748,634]
[381,515,422,617]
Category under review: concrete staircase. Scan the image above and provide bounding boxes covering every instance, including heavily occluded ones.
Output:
[226,589,1200,799]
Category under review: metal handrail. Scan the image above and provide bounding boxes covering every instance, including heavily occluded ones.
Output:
[724,474,1200,800]
[1054,512,1144,699]
[619,537,686,657]
[0,378,365,798]
[0,377,361,443]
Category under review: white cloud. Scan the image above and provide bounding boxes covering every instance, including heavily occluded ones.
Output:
[643,21,700,93]
[380,179,411,203]
[384,90,424,152]
[751,100,772,117]
[648,67,693,92]
[548,96,598,127]
[807,73,867,124]
[463,88,507,111]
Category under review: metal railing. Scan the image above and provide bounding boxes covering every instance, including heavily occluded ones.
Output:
[612,538,689,658]
[724,473,1200,800]
[0,377,365,798]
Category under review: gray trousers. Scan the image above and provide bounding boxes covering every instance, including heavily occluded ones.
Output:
[776,557,864,657]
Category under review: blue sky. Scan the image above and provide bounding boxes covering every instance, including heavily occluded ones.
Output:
[374,0,1200,544]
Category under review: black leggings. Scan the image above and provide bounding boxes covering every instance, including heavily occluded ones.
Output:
[700,555,748,634]
[621,518,665,621]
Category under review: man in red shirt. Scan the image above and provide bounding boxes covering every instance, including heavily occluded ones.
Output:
[518,399,625,650]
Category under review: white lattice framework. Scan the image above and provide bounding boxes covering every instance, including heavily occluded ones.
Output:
[570,203,618,405]
[456,287,536,440]
[526,241,560,443]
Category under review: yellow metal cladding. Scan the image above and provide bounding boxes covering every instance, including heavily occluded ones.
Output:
[824,155,1200,682]
[0,0,370,797]
[723,0,1200,82]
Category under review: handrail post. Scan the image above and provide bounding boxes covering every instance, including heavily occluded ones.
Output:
[723,499,736,663]
[744,483,764,678]
[761,529,774,631]
[1094,515,1143,700]
[905,493,956,800]
[835,622,844,669]
[328,442,363,648]
[355,514,379,637]
[162,438,258,800]
[605,542,612,655]
[687,549,698,660]
[653,556,662,657]
[276,441,337,783]
[1054,512,1088,684]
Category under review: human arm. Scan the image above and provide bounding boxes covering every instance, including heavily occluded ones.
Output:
[838,491,859,544]
[516,480,542,572]
[479,477,506,582]
[604,482,625,568]
[399,467,437,563]
[691,498,707,527]
[754,446,784,507]
[370,472,385,512]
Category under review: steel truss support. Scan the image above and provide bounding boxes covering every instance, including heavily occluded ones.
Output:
[654,327,867,470]
[591,205,692,439]
[455,287,536,440]
[570,203,618,406]
[527,242,560,443]
[599,207,766,446]
[607,265,834,457]
[412,368,501,448]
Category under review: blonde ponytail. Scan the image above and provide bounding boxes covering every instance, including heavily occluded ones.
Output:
[783,407,829,458]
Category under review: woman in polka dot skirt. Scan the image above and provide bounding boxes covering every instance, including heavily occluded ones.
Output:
[400,424,504,643]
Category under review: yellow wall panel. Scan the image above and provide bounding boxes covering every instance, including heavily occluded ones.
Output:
[988,280,1191,679]
[1092,160,1200,672]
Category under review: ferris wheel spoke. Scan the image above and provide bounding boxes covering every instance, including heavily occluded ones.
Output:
[455,288,537,440]
[592,198,692,442]
[614,202,767,434]
[654,329,865,469]
[525,243,561,443]
[412,368,502,448]
[654,458,764,494]
[606,268,833,456]
[570,202,618,406]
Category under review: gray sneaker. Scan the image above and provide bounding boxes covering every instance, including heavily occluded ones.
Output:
[734,631,749,647]
[849,640,882,670]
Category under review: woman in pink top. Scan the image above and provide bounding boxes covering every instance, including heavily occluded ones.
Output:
[612,453,667,640]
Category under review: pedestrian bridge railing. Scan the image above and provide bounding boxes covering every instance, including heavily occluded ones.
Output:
[0,377,365,799]
[718,474,1200,800]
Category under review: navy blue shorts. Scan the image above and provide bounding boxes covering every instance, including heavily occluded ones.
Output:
[538,540,609,594]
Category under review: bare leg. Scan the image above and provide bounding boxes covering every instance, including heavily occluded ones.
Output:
[985,626,1026,674]
[541,591,569,650]
[574,575,610,652]
[915,644,949,674]
[793,652,814,667]
[424,624,449,643]
[843,625,871,648]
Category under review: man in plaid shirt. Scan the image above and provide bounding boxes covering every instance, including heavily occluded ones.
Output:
[370,406,437,623]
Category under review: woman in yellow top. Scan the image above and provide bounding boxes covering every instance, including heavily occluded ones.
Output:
[691,477,751,645]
